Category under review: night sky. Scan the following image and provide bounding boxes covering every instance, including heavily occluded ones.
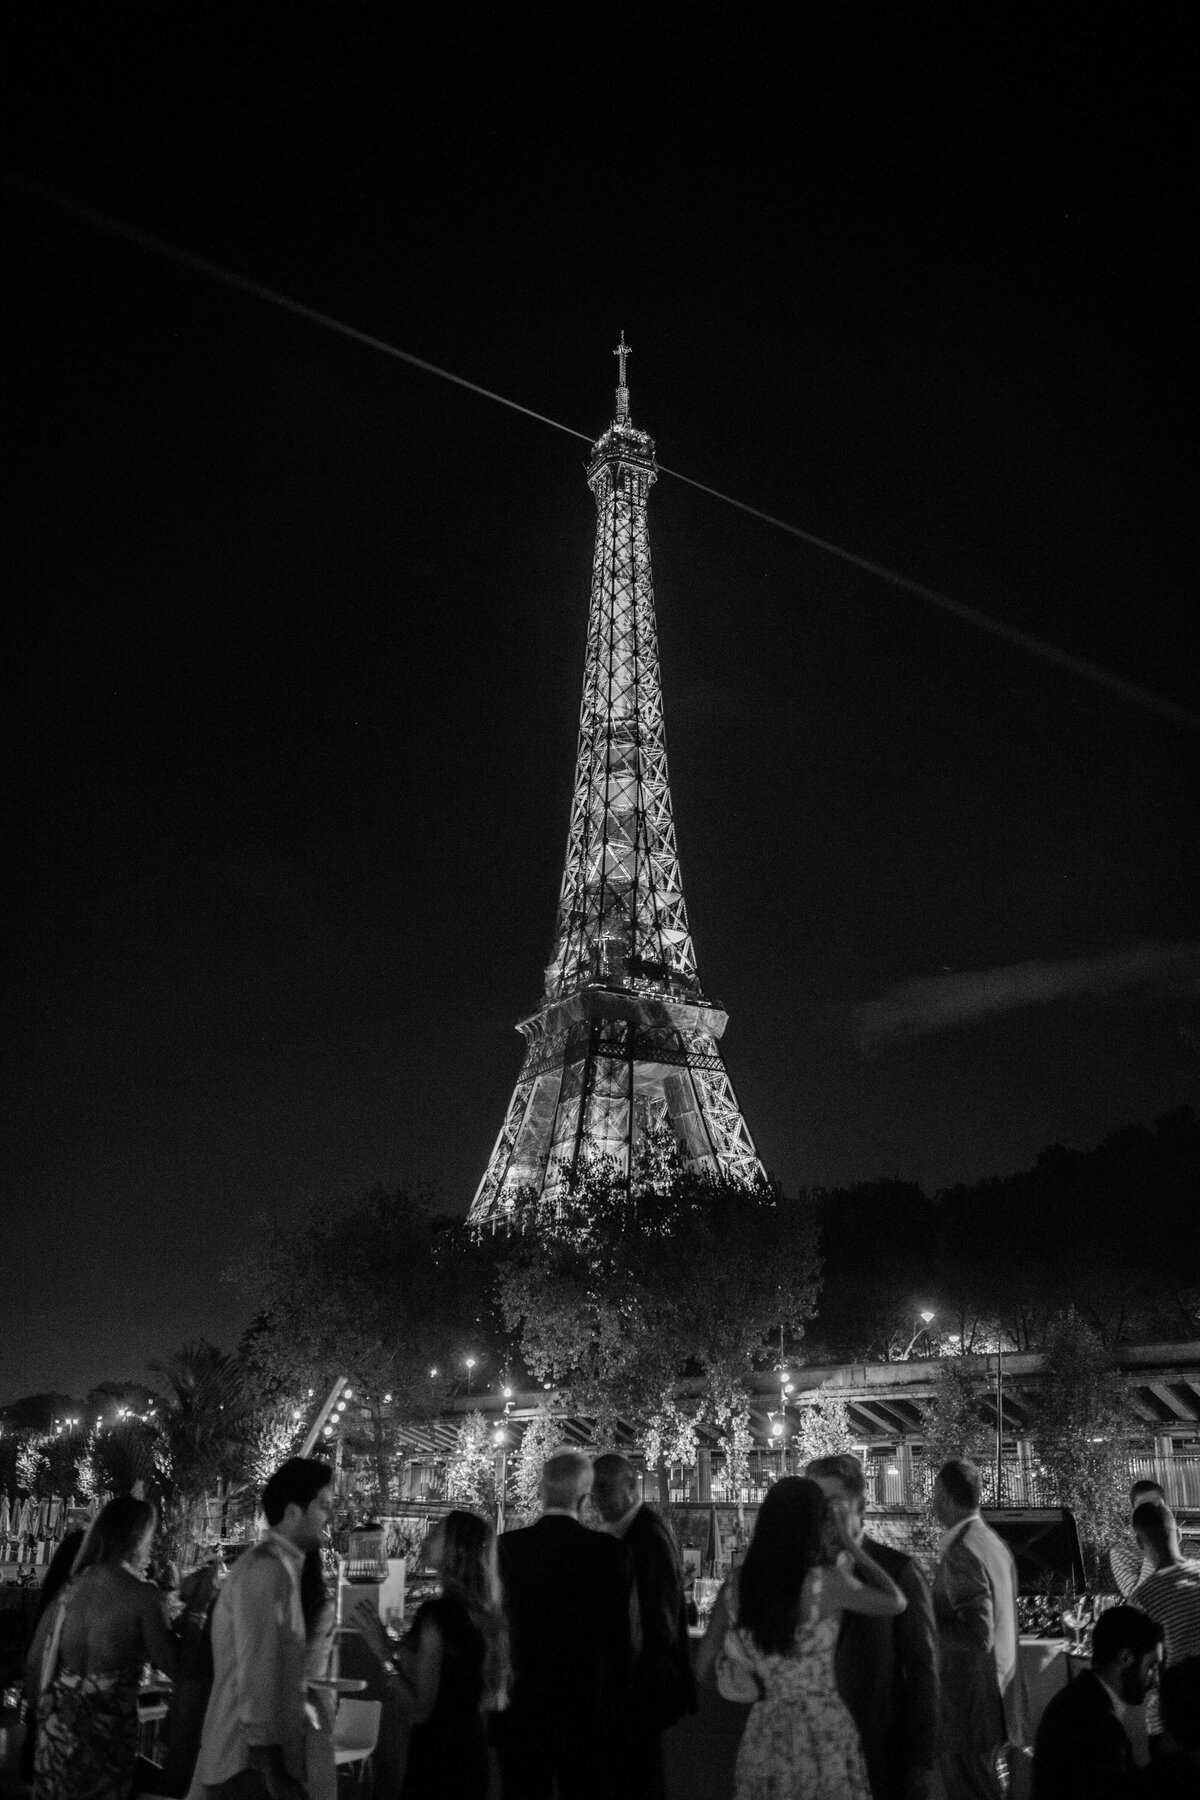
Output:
[3,17,1197,1400]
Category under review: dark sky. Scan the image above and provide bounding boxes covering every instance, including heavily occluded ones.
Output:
[3,17,1197,1400]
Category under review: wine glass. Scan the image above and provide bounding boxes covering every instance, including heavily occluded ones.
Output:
[1060,1593,1089,1653]
[693,1577,720,1628]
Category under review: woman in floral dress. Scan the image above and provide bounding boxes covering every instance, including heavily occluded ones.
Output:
[698,1477,906,1799]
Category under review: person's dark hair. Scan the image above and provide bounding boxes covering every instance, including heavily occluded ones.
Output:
[73,1496,156,1574]
[300,1549,329,1635]
[805,1454,866,1502]
[34,1530,86,1623]
[937,1458,982,1510]
[437,1510,510,1711]
[1132,1499,1173,1552]
[737,1477,825,1657]
[1091,1604,1164,1667]
[1130,1478,1164,1506]
[261,1458,333,1527]
[1159,1657,1200,1752]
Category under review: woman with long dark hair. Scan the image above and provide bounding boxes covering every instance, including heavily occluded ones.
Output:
[697,1477,905,1799]
[356,1509,510,1800]
[25,1496,179,1800]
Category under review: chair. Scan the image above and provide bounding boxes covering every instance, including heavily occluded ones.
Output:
[332,1697,381,1794]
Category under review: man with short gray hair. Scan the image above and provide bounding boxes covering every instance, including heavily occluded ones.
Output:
[493,1450,639,1799]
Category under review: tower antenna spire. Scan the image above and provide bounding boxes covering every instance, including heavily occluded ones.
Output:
[613,330,631,424]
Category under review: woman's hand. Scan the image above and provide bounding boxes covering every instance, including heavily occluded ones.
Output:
[350,1597,393,1666]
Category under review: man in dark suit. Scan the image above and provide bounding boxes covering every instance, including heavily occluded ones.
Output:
[1031,1604,1162,1800]
[494,1448,640,1800]
[807,1453,940,1800]
[592,1452,697,1800]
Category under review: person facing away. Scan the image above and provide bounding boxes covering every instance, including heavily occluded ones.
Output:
[591,1452,696,1800]
[931,1456,1031,1800]
[25,1496,179,1800]
[1129,1500,1200,1747]
[806,1453,940,1800]
[19,1528,86,1786]
[157,1556,225,1798]
[491,1448,639,1800]
[195,1456,333,1800]
[1030,1603,1163,1800]
[696,1474,906,1800]
[1109,1479,1166,1598]
[353,1507,510,1800]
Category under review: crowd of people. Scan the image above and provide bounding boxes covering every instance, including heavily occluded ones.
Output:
[14,1450,1200,1800]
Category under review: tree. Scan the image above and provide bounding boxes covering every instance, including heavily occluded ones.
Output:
[445,1412,494,1509]
[236,1188,498,1509]
[510,1404,561,1519]
[495,1134,820,1439]
[150,1342,251,1492]
[794,1389,855,1466]
[915,1358,995,1544]
[1030,1311,1136,1580]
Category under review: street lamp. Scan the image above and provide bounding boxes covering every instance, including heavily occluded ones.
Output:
[465,1357,476,1396]
[903,1311,936,1359]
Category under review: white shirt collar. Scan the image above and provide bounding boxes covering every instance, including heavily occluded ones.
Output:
[939,1513,979,1555]
[264,1527,306,1573]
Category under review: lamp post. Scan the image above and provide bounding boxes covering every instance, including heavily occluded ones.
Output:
[465,1357,476,1397]
[995,1335,1005,1505]
[903,1310,936,1359]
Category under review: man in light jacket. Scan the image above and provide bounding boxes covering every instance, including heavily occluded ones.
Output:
[932,1457,1030,1800]
[196,1457,334,1800]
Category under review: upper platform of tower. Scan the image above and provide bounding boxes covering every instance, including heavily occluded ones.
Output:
[587,330,656,483]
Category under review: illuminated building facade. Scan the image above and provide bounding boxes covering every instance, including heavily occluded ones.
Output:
[469,340,761,1226]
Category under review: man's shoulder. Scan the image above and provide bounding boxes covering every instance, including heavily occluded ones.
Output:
[627,1504,675,1552]
[225,1539,290,1593]
[1134,1560,1200,1608]
[862,1534,914,1579]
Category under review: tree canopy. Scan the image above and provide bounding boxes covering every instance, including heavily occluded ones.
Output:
[494,1134,820,1431]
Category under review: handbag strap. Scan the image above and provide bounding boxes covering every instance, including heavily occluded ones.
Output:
[39,1588,71,1694]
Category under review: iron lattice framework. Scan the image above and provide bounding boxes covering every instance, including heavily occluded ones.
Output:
[469,340,761,1225]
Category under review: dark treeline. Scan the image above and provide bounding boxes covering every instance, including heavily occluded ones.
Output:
[808,1107,1200,1362]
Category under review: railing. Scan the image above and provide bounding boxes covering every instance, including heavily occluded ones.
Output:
[701,1452,1200,1511]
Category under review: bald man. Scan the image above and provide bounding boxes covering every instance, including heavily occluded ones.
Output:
[493,1449,639,1800]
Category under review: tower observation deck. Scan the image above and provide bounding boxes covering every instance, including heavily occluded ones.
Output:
[468,340,762,1225]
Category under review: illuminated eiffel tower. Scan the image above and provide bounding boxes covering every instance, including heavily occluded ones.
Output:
[469,339,762,1225]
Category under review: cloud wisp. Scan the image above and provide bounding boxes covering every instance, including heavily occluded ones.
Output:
[850,941,1200,1052]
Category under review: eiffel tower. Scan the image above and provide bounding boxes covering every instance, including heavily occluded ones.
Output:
[468,339,762,1226]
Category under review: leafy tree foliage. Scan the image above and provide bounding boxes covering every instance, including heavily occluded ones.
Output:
[915,1358,996,1545]
[445,1412,494,1509]
[495,1136,820,1435]
[794,1389,855,1465]
[812,1109,1200,1359]
[509,1404,560,1519]
[1029,1312,1136,1579]
[235,1187,499,1508]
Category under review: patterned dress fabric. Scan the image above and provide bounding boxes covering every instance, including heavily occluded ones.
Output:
[33,1664,142,1800]
[733,1569,872,1800]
